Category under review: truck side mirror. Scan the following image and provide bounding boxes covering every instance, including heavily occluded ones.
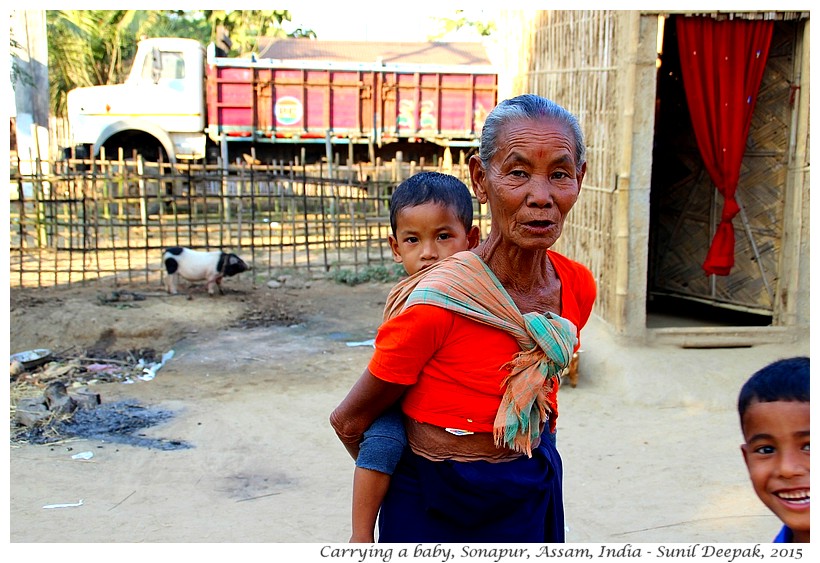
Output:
[151,47,162,84]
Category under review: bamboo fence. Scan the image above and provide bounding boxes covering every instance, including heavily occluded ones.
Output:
[9,151,491,289]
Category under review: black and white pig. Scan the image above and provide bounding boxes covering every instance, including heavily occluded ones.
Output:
[162,247,250,296]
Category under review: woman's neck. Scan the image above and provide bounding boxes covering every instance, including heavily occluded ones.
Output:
[475,239,560,314]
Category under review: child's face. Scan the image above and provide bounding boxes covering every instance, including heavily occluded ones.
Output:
[389,202,479,275]
[741,400,810,541]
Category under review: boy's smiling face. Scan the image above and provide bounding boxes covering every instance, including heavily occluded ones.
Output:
[741,400,810,542]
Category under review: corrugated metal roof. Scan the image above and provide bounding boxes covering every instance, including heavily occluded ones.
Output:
[256,38,492,66]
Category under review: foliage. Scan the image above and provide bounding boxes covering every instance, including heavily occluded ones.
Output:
[203,10,315,56]
[429,10,496,40]
[47,10,140,116]
[134,10,212,44]
[9,30,33,89]
[329,264,405,286]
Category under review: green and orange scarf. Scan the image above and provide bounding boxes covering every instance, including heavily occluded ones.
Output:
[384,251,577,457]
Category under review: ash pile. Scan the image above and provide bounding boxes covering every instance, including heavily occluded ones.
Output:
[10,349,189,450]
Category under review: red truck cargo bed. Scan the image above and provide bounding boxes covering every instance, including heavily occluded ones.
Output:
[206,59,497,147]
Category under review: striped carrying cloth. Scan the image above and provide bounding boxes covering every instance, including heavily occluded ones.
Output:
[384,251,577,457]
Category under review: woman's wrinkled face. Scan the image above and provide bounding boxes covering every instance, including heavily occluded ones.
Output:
[470,117,585,251]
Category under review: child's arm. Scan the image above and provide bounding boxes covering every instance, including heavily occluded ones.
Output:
[350,467,391,543]
[350,407,407,543]
[330,368,407,459]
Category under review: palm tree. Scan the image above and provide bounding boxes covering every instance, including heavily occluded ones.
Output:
[47,10,141,116]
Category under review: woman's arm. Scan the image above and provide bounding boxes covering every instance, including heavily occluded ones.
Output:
[329,368,408,460]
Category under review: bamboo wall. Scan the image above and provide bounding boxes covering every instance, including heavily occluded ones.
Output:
[496,10,630,330]
[495,10,810,338]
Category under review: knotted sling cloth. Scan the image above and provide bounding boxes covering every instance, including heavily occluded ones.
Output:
[383,251,577,456]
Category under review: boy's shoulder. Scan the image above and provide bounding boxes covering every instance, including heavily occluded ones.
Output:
[773,525,794,543]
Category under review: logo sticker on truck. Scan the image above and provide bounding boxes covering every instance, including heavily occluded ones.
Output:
[275,96,303,126]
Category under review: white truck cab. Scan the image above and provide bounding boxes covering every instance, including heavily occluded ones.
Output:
[66,37,207,162]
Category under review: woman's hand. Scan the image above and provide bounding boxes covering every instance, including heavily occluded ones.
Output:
[330,368,407,459]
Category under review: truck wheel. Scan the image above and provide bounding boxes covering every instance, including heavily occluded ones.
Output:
[101,131,169,163]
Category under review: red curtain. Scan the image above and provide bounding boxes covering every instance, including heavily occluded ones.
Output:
[676,16,773,276]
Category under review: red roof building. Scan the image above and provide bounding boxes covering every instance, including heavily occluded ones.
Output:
[255,38,493,68]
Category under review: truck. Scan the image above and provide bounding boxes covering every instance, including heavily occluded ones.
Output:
[65,37,498,165]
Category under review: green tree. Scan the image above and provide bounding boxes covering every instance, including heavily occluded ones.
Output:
[430,10,496,40]
[202,10,315,56]
[133,10,212,44]
[47,10,140,116]
[10,30,33,89]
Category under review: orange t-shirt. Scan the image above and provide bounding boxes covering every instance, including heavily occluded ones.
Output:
[368,251,596,432]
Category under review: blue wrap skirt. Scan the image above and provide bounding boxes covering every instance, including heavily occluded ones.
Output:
[377,434,564,543]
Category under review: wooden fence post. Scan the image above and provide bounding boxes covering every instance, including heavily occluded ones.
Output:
[138,155,147,227]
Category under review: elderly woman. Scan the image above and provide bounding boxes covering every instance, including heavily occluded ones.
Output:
[330,94,596,542]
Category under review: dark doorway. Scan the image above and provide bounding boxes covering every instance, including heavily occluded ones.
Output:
[647,16,798,328]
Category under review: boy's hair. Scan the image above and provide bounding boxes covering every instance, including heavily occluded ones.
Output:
[738,356,810,424]
[389,172,474,236]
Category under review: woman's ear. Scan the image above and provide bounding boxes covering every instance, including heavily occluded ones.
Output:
[576,161,587,191]
[469,155,488,204]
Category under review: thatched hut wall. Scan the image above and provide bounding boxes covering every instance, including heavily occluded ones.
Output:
[492,10,810,342]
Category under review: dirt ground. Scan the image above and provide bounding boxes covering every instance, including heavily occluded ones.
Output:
[6,272,812,557]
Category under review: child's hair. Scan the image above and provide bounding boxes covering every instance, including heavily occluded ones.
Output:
[389,172,474,236]
[738,356,810,424]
